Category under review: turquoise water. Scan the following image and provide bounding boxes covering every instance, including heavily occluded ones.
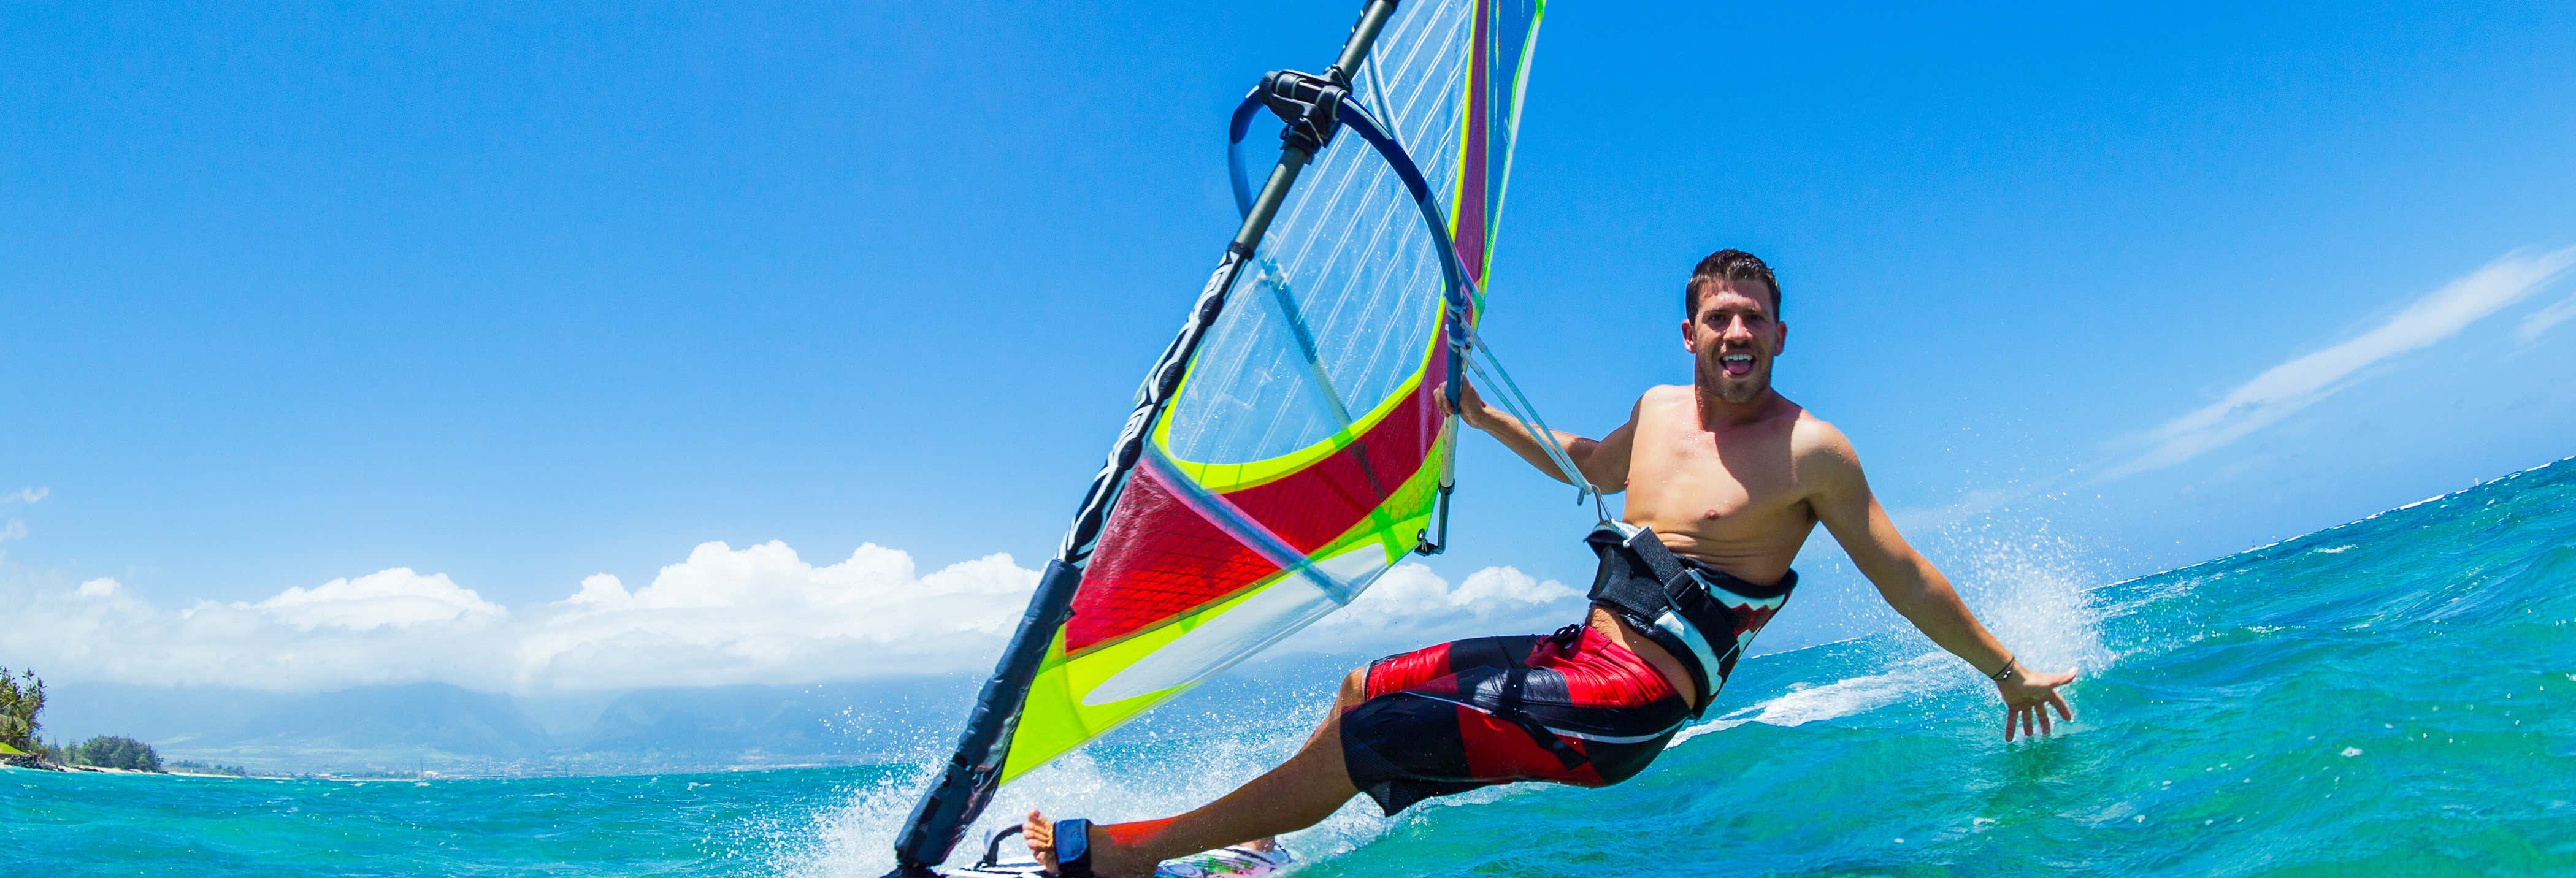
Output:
[1,768,852,876]
[10,457,2576,876]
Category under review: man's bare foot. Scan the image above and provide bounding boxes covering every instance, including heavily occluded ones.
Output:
[1244,836,1276,852]
[1022,811,1060,874]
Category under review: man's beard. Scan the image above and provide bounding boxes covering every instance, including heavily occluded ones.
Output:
[1704,353,1770,405]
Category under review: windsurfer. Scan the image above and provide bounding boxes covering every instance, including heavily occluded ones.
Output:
[1024,249,2077,877]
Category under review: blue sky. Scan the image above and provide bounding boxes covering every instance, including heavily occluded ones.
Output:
[6,1,2574,691]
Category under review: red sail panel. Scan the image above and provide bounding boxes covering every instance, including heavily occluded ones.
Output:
[1062,465,1282,655]
[1451,0,1494,286]
[1064,340,1451,655]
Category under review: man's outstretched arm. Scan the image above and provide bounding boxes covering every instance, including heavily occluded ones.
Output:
[1801,425,2077,740]
[1447,381,1635,493]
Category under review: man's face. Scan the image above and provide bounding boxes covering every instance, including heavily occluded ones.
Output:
[1682,280,1786,405]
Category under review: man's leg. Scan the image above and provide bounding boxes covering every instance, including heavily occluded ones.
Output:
[1025,668,1370,877]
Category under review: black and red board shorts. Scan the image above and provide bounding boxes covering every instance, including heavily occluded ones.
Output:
[1337,625,1691,815]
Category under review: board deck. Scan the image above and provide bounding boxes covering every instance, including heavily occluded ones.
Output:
[938,841,1294,878]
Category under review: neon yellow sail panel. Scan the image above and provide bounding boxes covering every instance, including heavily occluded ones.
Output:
[999,0,1548,781]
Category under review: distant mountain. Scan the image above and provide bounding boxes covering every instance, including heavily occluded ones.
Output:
[580,679,976,762]
[36,682,294,744]
[207,682,552,758]
[581,686,839,757]
[36,676,982,774]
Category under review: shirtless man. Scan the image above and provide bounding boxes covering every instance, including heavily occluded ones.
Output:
[1024,249,2077,877]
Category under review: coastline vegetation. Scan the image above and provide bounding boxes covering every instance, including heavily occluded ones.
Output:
[2,666,170,773]
[2,666,45,754]
[167,759,252,777]
[58,735,164,771]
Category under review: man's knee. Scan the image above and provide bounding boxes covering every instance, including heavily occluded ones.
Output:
[1337,667,1370,708]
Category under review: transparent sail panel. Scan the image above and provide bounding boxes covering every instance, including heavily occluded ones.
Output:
[1160,0,1471,469]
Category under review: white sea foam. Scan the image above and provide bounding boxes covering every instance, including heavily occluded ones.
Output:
[778,713,1387,876]
[1974,538,2112,665]
[1674,517,2117,750]
[1671,653,1951,746]
[777,752,936,877]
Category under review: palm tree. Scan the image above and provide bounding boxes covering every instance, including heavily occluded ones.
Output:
[0,666,46,752]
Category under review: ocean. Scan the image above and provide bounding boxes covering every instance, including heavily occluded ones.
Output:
[9,456,2574,876]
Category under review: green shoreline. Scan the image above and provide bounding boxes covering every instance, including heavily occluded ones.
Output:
[3,755,270,779]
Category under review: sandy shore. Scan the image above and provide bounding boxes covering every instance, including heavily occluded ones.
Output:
[1,754,258,778]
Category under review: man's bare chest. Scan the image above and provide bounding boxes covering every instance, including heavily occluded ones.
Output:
[1622,418,1806,527]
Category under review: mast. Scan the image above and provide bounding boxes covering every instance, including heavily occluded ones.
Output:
[885,4,1404,873]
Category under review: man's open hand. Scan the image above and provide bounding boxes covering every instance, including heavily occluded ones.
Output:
[1999,666,2077,741]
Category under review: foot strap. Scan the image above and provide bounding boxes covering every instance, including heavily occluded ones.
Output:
[1052,818,1094,878]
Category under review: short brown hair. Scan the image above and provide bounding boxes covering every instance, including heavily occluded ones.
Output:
[1684,249,1781,318]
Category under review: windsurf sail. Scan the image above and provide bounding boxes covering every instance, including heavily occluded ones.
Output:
[891,2,1551,872]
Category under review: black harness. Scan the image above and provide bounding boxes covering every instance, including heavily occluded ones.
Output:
[1583,522,1798,715]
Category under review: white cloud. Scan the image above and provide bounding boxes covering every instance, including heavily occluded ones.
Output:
[1290,563,1584,653]
[511,541,1041,691]
[1336,564,1579,624]
[4,569,526,693]
[0,540,1572,694]
[2516,292,2576,346]
[559,573,629,606]
[1,490,44,562]
[0,540,1043,693]
[253,568,506,631]
[2104,246,2576,480]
